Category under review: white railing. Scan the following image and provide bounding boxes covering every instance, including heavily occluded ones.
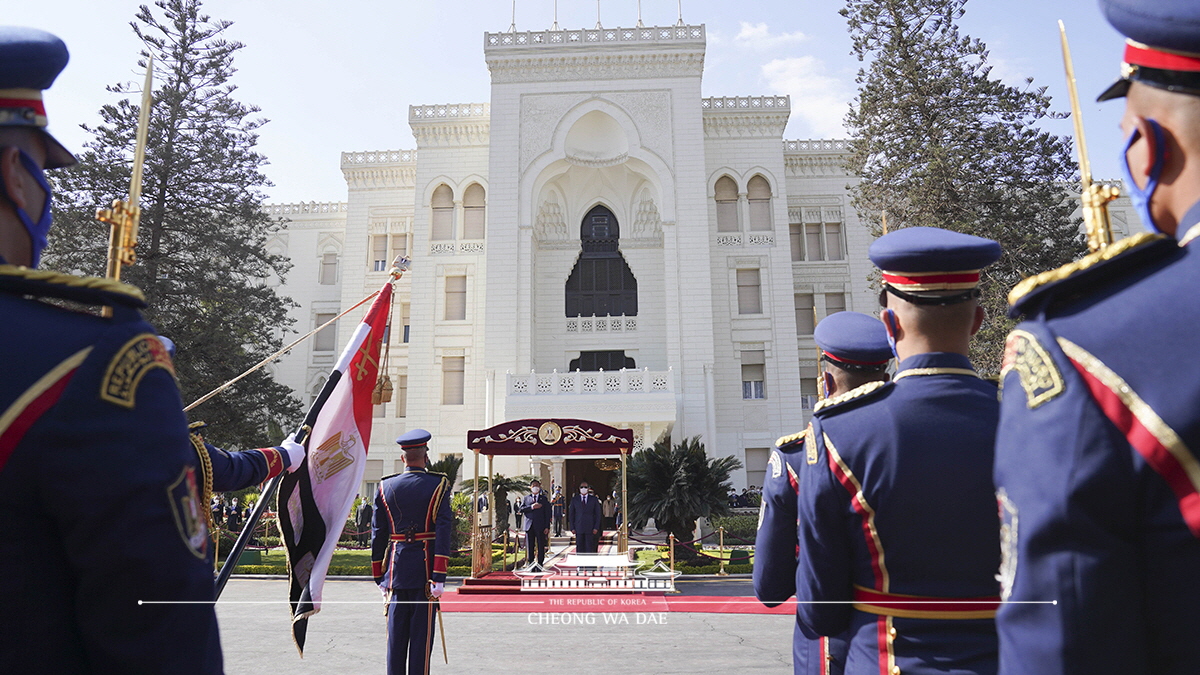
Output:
[340,149,418,165]
[265,201,348,215]
[486,24,704,49]
[507,368,673,396]
[702,96,789,111]
[783,139,849,152]
[565,315,636,333]
[410,103,490,120]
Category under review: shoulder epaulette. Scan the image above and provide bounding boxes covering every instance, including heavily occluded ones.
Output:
[774,428,807,452]
[1007,233,1174,317]
[0,265,146,309]
[380,472,402,481]
[426,471,448,479]
[813,380,889,416]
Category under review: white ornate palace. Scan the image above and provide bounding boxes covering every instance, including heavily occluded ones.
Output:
[264,22,1140,496]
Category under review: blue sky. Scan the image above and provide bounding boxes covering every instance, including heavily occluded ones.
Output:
[10,0,1128,203]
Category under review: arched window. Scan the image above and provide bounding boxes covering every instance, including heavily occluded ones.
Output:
[431,184,454,241]
[463,184,486,240]
[715,176,739,232]
[565,205,638,317]
[747,175,772,231]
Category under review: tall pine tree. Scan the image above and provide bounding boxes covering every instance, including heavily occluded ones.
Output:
[841,0,1085,372]
[46,0,301,449]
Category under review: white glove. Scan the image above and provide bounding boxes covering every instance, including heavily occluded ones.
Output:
[430,581,444,599]
[280,433,305,473]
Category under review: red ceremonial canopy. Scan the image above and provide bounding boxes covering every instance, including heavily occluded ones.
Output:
[466,418,634,456]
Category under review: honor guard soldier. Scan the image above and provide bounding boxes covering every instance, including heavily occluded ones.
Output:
[372,429,453,675]
[993,1,1200,673]
[755,311,892,675]
[0,27,222,672]
[796,227,1003,675]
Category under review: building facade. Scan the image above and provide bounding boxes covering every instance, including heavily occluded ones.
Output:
[266,22,1140,495]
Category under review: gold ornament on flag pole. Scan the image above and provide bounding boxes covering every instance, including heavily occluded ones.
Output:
[96,56,154,316]
[1058,21,1118,252]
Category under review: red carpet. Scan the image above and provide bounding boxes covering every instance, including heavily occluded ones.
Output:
[441,591,795,615]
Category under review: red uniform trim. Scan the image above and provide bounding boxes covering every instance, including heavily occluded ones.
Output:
[819,636,829,675]
[1069,354,1200,537]
[876,617,889,675]
[853,586,1001,615]
[0,348,91,474]
[1125,41,1200,73]
[432,554,448,575]
[372,560,383,577]
[826,443,888,590]
[255,447,284,480]
[0,97,46,115]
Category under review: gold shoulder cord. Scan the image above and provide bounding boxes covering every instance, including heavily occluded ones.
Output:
[0,266,146,303]
[190,433,215,531]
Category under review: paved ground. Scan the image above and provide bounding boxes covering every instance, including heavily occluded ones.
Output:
[216,577,795,674]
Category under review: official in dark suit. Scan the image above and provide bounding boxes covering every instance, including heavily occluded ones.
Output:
[796,228,1003,675]
[372,429,452,675]
[569,480,603,553]
[994,3,1200,672]
[755,311,892,675]
[0,27,222,672]
[519,479,552,566]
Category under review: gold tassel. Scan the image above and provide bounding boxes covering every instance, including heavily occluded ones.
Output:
[372,375,393,404]
[379,375,393,403]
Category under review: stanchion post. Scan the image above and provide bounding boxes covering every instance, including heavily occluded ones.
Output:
[717,526,728,576]
[669,533,675,574]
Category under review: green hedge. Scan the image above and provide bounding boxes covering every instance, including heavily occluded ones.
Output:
[710,515,758,544]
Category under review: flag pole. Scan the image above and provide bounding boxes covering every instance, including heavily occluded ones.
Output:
[214,256,411,599]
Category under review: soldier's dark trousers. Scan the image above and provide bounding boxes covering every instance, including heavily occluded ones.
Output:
[386,588,437,675]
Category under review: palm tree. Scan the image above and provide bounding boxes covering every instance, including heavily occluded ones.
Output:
[458,474,535,531]
[427,455,463,487]
[627,435,741,542]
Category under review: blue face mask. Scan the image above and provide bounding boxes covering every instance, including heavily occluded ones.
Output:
[1119,119,1166,234]
[0,149,54,268]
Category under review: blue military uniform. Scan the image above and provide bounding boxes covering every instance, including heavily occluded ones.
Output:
[994,4,1200,672]
[755,311,892,675]
[373,429,453,675]
[0,28,221,673]
[795,228,1003,675]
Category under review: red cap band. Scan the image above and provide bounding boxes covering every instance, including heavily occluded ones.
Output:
[1125,41,1200,73]
[822,351,890,367]
[881,270,980,291]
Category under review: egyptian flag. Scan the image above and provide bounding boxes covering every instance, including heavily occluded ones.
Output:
[279,281,391,654]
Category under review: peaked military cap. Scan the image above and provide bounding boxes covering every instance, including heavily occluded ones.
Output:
[814,311,892,371]
[871,226,1002,305]
[1098,0,1200,101]
[396,428,431,449]
[0,26,76,168]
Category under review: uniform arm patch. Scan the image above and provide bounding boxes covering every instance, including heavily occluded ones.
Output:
[1000,330,1064,409]
[100,333,176,408]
